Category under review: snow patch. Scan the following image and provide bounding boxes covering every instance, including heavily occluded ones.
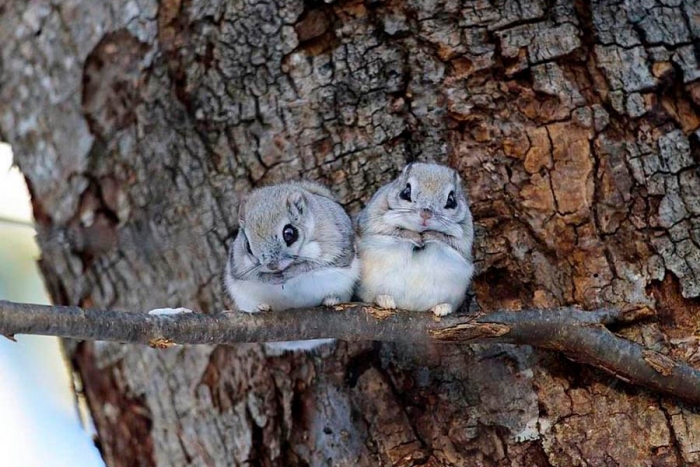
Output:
[147,307,194,316]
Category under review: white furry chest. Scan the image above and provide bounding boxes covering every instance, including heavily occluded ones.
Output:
[357,236,473,311]
[227,258,359,312]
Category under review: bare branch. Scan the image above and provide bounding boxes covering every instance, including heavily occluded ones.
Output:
[0,299,697,404]
[0,216,34,229]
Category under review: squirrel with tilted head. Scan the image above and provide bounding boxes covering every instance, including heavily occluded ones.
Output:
[355,162,474,316]
[225,181,359,353]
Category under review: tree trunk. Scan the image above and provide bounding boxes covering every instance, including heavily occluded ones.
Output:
[2,0,700,465]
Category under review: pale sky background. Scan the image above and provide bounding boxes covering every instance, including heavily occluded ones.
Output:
[0,142,104,467]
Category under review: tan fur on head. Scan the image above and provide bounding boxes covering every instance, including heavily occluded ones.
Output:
[356,162,472,243]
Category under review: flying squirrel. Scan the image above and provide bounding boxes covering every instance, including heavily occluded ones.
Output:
[225,181,359,353]
[355,163,474,316]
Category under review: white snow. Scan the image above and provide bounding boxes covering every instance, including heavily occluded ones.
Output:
[147,307,194,316]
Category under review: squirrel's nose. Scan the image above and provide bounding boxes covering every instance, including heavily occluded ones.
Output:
[420,209,433,220]
[266,261,280,271]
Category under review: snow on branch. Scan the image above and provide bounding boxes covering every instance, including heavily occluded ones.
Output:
[1,299,698,404]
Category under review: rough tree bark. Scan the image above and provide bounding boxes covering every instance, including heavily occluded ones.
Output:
[1,0,700,465]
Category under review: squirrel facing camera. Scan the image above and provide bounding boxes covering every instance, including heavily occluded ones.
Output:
[355,163,475,317]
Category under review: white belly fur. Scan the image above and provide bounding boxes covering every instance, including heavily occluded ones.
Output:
[226,257,360,353]
[357,236,473,312]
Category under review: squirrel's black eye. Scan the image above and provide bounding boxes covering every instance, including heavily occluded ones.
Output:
[282,224,299,246]
[445,191,457,209]
[400,183,412,202]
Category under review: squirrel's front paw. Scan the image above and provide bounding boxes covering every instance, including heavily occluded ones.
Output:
[406,230,424,247]
[375,295,397,309]
[256,303,272,312]
[430,303,453,317]
[322,296,341,307]
[422,231,446,243]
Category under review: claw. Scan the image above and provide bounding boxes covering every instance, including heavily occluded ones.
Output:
[375,295,396,310]
[322,296,341,307]
[430,303,453,317]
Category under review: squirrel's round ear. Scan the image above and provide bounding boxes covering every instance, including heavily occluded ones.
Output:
[453,169,463,188]
[237,196,247,226]
[453,170,469,200]
[286,191,307,219]
[398,162,414,180]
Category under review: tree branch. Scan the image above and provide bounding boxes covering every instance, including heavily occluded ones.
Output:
[1,299,698,404]
[0,216,34,229]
